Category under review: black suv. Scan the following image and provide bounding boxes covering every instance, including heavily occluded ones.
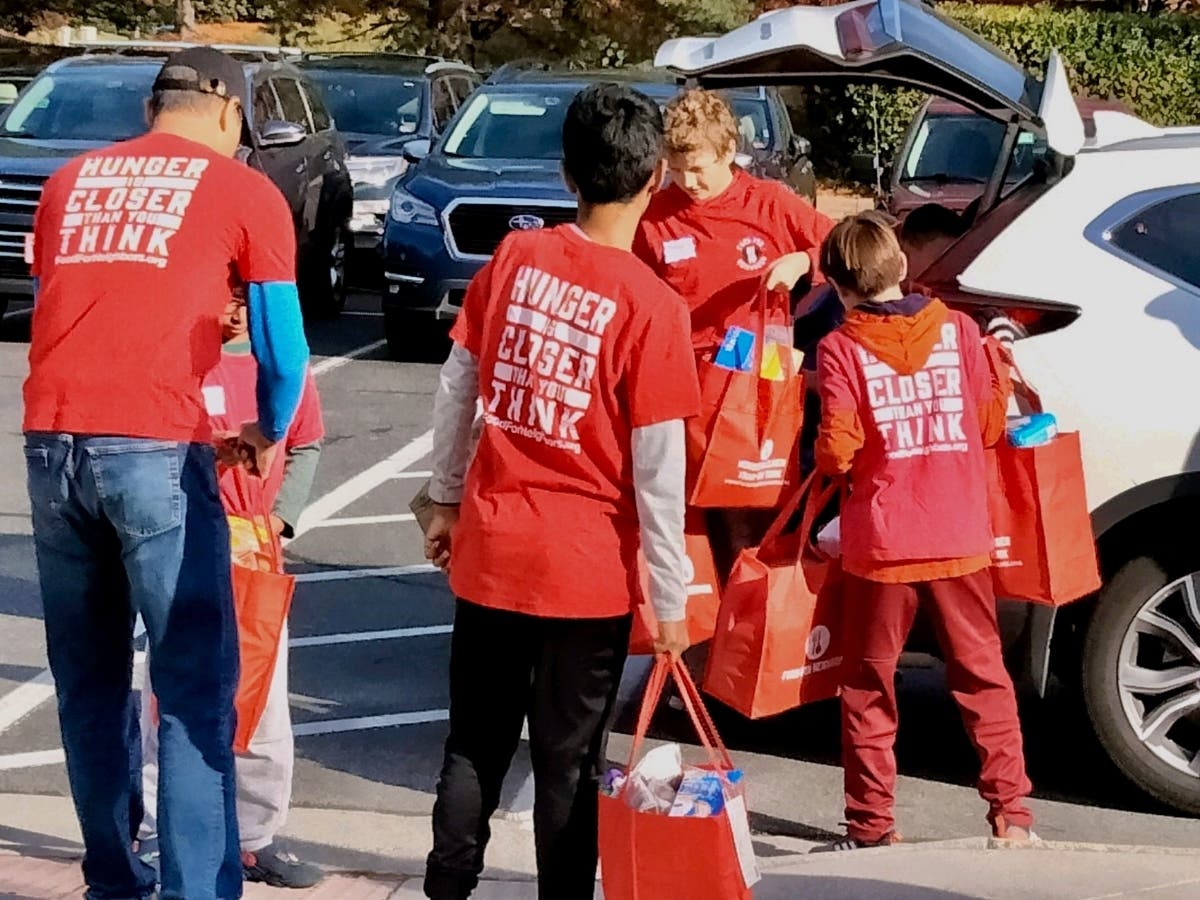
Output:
[298,52,480,273]
[378,68,815,358]
[0,44,353,319]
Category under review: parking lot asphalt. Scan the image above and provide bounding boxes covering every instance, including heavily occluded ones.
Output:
[0,287,1197,862]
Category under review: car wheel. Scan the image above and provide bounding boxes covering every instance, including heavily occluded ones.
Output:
[301,223,348,319]
[1082,555,1200,814]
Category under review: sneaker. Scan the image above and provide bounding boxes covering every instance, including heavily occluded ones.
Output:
[992,817,1039,845]
[811,831,901,853]
[242,842,324,889]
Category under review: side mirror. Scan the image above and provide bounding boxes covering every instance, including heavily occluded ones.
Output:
[403,138,432,164]
[257,120,305,149]
[790,135,812,158]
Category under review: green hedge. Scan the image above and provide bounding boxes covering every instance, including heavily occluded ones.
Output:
[803,2,1200,181]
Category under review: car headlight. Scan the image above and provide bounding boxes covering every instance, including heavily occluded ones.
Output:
[390,188,439,226]
[347,156,409,188]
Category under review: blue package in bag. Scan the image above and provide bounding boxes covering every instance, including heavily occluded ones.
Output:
[1007,413,1058,448]
[714,326,756,372]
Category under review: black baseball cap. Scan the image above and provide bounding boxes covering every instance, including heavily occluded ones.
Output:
[153,47,250,143]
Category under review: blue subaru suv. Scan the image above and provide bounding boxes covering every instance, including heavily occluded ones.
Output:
[379,68,815,358]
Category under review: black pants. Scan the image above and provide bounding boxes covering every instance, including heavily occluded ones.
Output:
[425,599,632,900]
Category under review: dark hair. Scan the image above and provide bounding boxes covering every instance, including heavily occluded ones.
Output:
[899,203,968,248]
[562,83,663,205]
[147,89,226,122]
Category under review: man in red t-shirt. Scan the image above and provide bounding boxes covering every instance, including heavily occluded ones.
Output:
[421,84,700,899]
[138,288,325,889]
[23,48,309,900]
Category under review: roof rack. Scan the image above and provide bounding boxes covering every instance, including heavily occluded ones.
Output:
[69,40,302,61]
[300,50,445,64]
[484,59,552,84]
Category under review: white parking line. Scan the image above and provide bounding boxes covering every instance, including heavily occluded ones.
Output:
[310,338,389,377]
[391,470,433,480]
[294,564,437,583]
[0,670,55,736]
[0,749,65,771]
[293,709,449,736]
[290,429,432,541]
[290,625,453,648]
[313,513,416,528]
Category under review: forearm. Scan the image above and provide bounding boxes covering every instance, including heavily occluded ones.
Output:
[429,344,480,505]
[632,419,687,624]
[273,441,322,536]
[248,281,310,441]
[815,408,863,476]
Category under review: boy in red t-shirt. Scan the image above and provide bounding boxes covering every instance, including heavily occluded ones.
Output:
[813,212,1035,850]
[422,84,701,899]
[139,288,325,888]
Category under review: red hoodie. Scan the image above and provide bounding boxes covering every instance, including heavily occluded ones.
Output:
[815,295,1010,583]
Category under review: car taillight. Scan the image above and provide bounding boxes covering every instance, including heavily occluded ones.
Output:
[923,280,1082,340]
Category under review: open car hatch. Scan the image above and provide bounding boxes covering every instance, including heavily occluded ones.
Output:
[655,0,1084,156]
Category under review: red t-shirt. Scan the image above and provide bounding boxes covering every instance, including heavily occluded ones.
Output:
[449,225,701,619]
[634,169,833,351]
[24,132,296,443]
[818,311,994,568]
[202,348,324,516]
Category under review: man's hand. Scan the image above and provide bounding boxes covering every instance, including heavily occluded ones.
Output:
[424,503,460,573]
[765,252,813,293]
[237,422,279,477]
[654,618,690,660]
[213,431,242,468]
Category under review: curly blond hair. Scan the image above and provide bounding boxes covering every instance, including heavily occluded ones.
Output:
[664,89,739,158]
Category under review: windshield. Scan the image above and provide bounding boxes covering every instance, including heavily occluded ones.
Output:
[306,70,423,136]
[902,112,1047,186]
[3,67,155,142]
[444,89,573,159]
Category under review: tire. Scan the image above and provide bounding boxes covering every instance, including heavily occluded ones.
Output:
[384,307,447,362]
[300,223,348,319]
[1082,555,1200,814]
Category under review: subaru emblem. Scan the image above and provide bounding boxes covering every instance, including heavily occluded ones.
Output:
[509,213,545,231]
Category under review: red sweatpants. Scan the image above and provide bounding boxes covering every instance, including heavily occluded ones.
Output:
[841,569,1033,841]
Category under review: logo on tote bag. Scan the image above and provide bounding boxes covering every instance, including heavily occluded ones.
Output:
[805,626,831,661]
[729,439,787,489]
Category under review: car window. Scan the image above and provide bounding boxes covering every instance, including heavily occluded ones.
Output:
[902,114,1006,184]
[305,69,423,136]
[432,78,457,133]
[253,78,282,124]
[1109,192,1200,291]
[2,66,153,141]
[450,75,477,109]
[444,88,572,159]
[727,97,773,151]
[273,78,313,132]
[301,81,332,132]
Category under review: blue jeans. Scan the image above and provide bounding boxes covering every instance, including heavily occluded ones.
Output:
[25,434,242,900]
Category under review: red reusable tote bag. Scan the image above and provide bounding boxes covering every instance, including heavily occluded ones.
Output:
[982,340,1100,606]
[987,432,1100,606]
[599,658,758,900]
[228,480,295,754]
[703,475,844,718]
[687,288,803,509]
[629,511,722,655]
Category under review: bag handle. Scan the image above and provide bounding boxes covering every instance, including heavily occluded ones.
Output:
[625,657,734,774]
[757,472,839,559]
[984,337,1042,414]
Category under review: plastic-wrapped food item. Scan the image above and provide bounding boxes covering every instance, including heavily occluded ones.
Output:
[669,768,727,817]
[622,744,683,813]
[1007,413,1058,448]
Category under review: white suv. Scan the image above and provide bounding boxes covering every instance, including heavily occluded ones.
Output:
[659,0,1200,815]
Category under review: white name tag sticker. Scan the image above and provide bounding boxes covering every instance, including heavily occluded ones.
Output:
[663,236,697,265]
[202,385,227,416]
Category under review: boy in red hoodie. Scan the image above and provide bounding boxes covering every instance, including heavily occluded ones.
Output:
[814,211,1034,849]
